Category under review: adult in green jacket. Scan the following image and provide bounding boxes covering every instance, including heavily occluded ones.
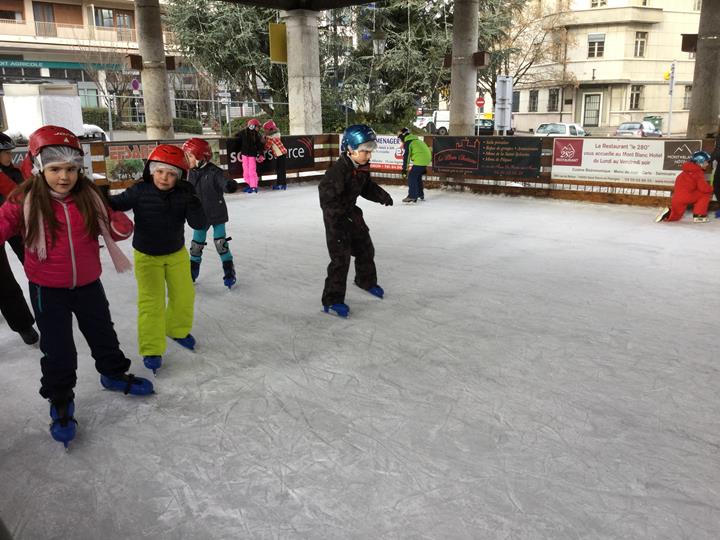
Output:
[398,127,431,203]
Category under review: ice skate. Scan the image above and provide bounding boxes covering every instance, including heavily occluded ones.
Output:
[49,399,77,450]
[173,333,196,350]
[251,187,258,193]
[402,196,418,203]
[366,285,384,299]
[18,326,39,345]
[190,260,200,282]
[693,214,709,223]
[323,303,350,318]
[100,373,154,395]
[143,355,162,375]
[222,260,236,289]
[272,184,282,190]
[242,186,253,193]
[279,184,287,190]
[655,207,670,222]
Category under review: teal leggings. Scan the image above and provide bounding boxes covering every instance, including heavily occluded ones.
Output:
[190,224,233,263]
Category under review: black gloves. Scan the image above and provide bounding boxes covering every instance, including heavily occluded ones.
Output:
[226,179,239,193]
[381,194,393,206]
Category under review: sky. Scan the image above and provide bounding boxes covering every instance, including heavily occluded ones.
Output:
[1,184,718,539]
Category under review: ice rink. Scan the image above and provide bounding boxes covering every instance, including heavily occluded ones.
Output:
[1,184,719,539]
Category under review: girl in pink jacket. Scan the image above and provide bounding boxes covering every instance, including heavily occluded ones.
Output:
[0,125,154,449]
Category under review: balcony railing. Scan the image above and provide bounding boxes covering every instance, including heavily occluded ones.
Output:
[0,19,174,47]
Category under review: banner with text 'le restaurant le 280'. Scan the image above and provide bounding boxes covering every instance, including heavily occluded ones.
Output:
[551,138,702,185]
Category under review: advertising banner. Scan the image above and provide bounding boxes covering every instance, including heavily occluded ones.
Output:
[432,136,542,178]
[227,135,314,178]
[551,138,703,185]
[369,134,405,171]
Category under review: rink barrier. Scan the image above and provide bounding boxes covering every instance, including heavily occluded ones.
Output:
[90,135,716,208]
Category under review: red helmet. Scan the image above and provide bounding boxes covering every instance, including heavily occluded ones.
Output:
[28,125,83,157]
[262,120,277,132]
[182,138,212,161]
[144,144,188,181]
[247,118,261,128]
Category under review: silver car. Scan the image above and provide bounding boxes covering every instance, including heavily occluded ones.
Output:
[534,122,587,137]
[614,121,662,137]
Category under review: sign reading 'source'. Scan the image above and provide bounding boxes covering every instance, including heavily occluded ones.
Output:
[551,138,702,185]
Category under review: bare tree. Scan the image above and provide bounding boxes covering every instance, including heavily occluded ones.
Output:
[76,45,137,121]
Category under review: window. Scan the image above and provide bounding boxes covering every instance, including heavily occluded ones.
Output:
[528,90,538,112]
[0,10,21,21]
[694,0,702,10]
[683,85,692,109]
[629,85,643,110]
[591,0,607,7]
[588,33,605,58]
[634,32,647,57]
[80,88,99,108]
[512,91,520,112]
[548,88,559,112]
[95,8,113,27]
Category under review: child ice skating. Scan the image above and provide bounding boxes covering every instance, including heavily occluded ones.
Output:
[182,137,239,288]
[0,125,152,449]
[234,119,265,193]
[262,120,288,190]
[109,145,207,374]
[397,127,431,203]
[656,150,713,223]
[318,124,393,317]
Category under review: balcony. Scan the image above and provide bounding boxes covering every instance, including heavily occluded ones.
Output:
[550,7,663,28]
[0,19,175,48]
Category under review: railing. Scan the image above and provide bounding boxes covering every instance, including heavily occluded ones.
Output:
[0,19,174,46]
[91,134,717,211]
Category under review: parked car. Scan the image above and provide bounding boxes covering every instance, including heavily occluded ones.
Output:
[533,122,587,137]
[614,121,662,138]
[475,118,514,136]
[413,115,433,131]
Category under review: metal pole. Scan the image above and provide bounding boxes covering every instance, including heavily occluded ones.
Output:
[106,94,114,138]
[225,100,231,132]
[667,60,675,136]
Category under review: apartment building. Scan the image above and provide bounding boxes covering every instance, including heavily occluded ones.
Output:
[514,0,702,135]
[0,0,187,126]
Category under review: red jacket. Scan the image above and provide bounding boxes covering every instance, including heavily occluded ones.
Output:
[673,161,712,197]
[0,194,132,288]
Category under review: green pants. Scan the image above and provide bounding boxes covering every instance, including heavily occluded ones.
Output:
[134,248,195,356]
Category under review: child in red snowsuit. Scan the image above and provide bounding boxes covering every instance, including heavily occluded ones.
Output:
[657,150,712,223]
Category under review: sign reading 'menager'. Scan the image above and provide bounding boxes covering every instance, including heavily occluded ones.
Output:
[551,138,702,185]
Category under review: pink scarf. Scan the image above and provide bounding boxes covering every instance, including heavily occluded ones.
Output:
[23,189,132,273]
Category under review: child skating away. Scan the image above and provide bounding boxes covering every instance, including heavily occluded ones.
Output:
[262,120,288,190]
[182,137,239,288]
[318,124,393,318]
[0,125,153,449]
[234,118,265,193]
[397,127,431,203]
[109,145,207,375]
[0,132,27,262]
[656,150,713,223]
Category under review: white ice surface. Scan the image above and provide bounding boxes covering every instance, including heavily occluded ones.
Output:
[1,185,719,539]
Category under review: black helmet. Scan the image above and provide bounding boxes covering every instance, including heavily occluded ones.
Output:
[0,133,15,150]
[397,127,410,140]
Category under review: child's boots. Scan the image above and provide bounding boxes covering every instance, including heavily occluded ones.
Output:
[190,260,200,282]
[49,397,77,449]
[100,373,154,395]
[223,260,236,289]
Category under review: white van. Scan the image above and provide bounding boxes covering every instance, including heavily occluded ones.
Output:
[426,110,450,135]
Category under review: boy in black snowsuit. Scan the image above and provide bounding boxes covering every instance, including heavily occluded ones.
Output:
[318,124,393,317]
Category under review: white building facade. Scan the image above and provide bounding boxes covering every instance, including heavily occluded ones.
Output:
[514,0,702,135]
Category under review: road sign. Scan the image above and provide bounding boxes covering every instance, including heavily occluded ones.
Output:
[217,91,231,98]
[219,98,230,105]
[476,97,485,108]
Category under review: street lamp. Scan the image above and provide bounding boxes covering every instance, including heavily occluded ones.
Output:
[372,31,386,56]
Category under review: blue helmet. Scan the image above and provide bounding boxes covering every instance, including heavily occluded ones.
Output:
[341,124,377,153]
[691,150,712,164]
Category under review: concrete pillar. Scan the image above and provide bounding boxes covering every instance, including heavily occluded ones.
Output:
[449,0,478,136]
[135,0,173,139]
[686,0,720,138]
[281,10,322,135]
